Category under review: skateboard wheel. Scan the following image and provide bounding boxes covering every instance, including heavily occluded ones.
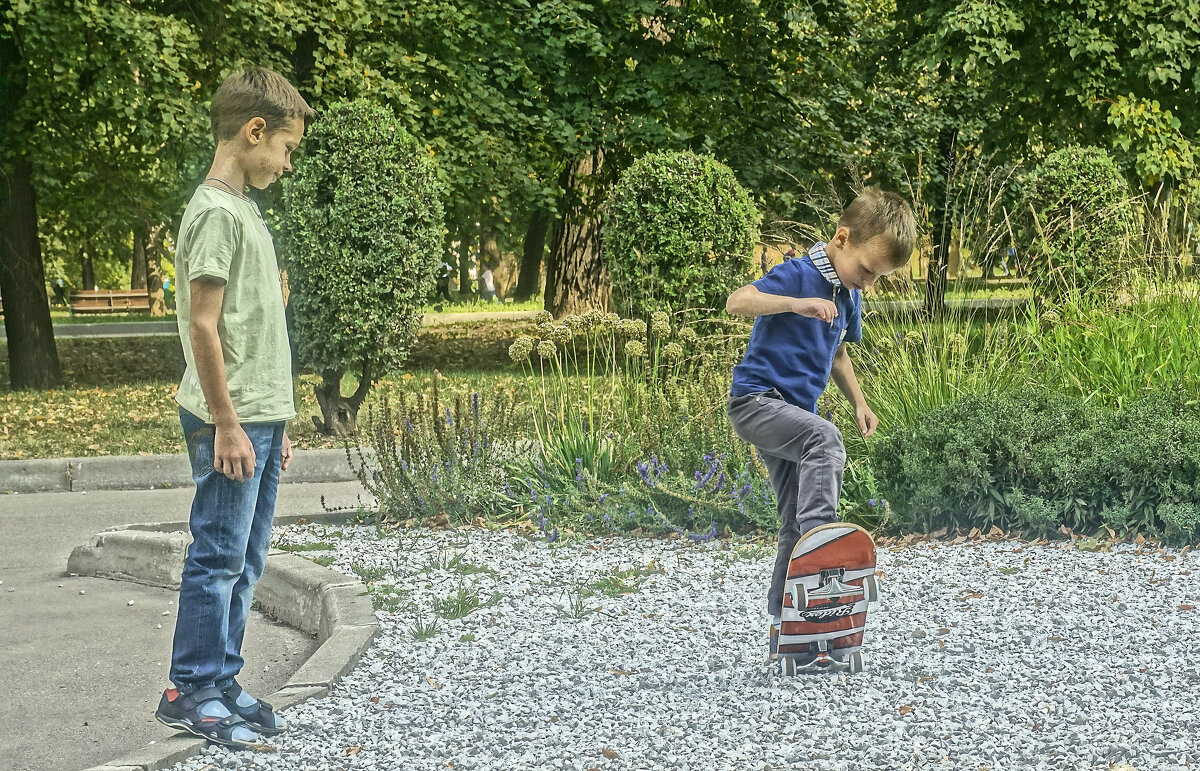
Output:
[790,583,808,611]
[862,575,880,603]
[848,649,864,674]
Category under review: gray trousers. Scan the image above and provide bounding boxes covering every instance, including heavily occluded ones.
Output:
[727,390,845,617]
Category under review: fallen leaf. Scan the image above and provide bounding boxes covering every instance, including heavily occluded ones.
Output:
[346,746,361,756]
[608,669,630,676]
[370,696,380,703]
[899,705,915,715]
[602,748,620,759]
[426,675,442,689]
[1180,605,1196,611]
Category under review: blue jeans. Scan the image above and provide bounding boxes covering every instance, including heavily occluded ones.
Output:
[170,407,285,691]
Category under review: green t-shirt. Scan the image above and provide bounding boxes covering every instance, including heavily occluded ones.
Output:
[174,185,296,424]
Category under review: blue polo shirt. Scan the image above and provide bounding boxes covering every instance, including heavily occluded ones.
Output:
[729,251,862,413]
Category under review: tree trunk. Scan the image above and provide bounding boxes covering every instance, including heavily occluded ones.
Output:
[82,249,95,290]
[923,127,958,320]
[457,229,474,299]
[545,150,610,317]
[311,364,373,437]
[479,221,501,299]
[146,224,167,316]
[0,156,63,389]
[0,31,62,389]
[514,210,549,301]
[131,226,148,290]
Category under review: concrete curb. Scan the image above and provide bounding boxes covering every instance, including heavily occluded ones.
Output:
[71,515,379,771]
[0,448,377,494]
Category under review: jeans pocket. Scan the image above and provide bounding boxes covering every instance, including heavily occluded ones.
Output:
[185,425,216,478]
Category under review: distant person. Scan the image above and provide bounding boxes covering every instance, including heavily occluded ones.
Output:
[52,279,68,306]
[435,260,454,302]
[479,262,500,303]
[725,188,917,664]
[761,246,769,276]
[154,67,314,750]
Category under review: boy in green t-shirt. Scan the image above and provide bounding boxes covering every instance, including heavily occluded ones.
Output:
[154,68,315,749]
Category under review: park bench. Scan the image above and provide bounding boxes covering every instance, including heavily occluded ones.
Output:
[68,289,152,315]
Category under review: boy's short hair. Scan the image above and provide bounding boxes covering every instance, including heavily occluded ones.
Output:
[210,67,317,143]
[838,187,917,267]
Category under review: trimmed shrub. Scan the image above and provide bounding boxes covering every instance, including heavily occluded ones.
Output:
[281,99,444,435]
[605,151,760,315]
[872,387,1091,537]
[1018,145,1140,301]
[873,383,1200,542]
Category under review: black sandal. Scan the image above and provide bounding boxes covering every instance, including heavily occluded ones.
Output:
[221,680,288,735]
[155,686,273,749]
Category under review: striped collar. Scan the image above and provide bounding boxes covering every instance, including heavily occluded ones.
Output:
[808,241,842,287]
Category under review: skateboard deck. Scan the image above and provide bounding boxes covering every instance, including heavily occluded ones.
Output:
[777,522,878,675]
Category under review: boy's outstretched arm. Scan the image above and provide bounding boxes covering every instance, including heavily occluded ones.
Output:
[726,284,838,322]
[830,342,878,437]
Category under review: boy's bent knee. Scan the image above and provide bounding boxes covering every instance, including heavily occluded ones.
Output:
[810,421,845,455]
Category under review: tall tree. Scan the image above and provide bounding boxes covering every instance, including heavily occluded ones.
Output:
[0,24,60,388]
[1,0,207,387]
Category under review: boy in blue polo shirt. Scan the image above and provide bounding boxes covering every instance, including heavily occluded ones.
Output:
[725,188,916,658]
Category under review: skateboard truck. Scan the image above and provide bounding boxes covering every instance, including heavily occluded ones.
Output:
[780,640,864,676]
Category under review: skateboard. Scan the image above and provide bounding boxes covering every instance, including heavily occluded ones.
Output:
[777,522,879,675]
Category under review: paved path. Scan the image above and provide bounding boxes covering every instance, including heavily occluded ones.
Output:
[0,480,368,771]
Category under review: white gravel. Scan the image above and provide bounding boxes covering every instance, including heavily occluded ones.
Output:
[169,525,1200,771]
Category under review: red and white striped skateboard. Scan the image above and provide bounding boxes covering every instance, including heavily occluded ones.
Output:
[777,522,879,675]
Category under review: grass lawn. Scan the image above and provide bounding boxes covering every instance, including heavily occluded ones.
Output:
[420,297,543,314]
[0,320,538,460]
[49,310,177,325]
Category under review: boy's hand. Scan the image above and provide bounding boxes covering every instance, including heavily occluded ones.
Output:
[855,404,879,438]
[281,431,293,471]
[790,297,838,323]
[215,424,256,482]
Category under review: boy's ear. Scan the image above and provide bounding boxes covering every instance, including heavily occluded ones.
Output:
[831,225,852,247]
[244,117,267,145]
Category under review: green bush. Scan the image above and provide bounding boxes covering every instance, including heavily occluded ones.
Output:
[872,387,1091,536]
[1018,145,1140,300]
[873,384,1200,542]
[605,151,760,315]
[281,99,444,434]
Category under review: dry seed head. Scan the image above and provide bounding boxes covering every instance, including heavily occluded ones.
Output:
[508,336,535,363]
[664,342,685,361]
[624,339,646,359]
[650,311,671,337]
[537,340,558,359]
[620,318,648,338]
